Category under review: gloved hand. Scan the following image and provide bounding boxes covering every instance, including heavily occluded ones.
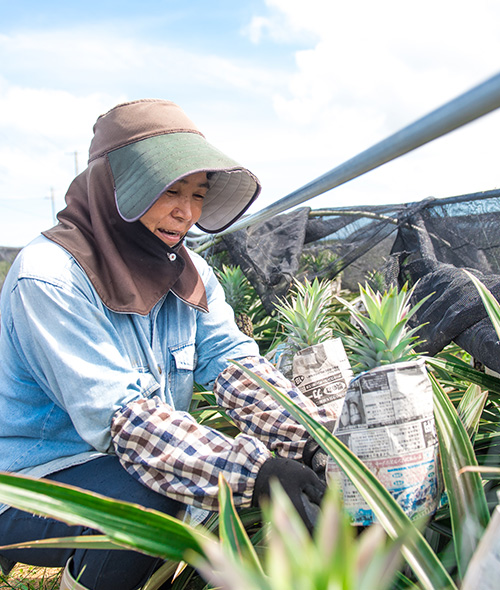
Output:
[302,438,328,483]
[252,457,326,533]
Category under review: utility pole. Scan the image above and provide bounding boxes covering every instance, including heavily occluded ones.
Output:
[47,187,56,224]
[73,151,79,176]
[67,150,79,176]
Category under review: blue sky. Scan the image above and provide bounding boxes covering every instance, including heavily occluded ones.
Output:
[1,0,500,247]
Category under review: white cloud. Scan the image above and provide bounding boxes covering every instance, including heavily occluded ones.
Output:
[245,16,273,44]
[0,81,125,246]
[0,26,288,245]
[0,29,285,99]
[1,2,500,247]
[0,84,123,200]
[260,0,500,122]
[235,0,500,213]
[0,84,116,140]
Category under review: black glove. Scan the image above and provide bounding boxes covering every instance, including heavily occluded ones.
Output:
[302,438,328,483]
[252,457,326,533]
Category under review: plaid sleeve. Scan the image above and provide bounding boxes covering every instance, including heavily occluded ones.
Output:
[111,396,270,511]
[214,356,337,461]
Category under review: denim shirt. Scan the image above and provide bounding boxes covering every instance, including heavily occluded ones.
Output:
[0,235,259,482]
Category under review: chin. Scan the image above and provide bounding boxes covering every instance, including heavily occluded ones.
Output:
[158,234,184,248]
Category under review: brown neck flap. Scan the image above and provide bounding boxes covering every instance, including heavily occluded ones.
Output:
[43,154,208,315]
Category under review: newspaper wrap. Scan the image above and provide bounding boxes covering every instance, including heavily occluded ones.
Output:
[291,338,354,416]
[326,358,441,526]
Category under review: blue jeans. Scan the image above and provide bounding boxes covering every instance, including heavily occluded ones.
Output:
[0,456,185,590]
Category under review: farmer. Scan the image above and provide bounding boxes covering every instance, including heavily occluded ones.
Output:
[0,99,334,590]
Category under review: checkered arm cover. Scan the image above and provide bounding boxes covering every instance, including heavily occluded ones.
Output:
[214,356,337,460]
[111,396,270,510]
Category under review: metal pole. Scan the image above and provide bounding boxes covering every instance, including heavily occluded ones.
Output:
[45,187,56,224]
[66,151,79,176]
[74,151,79,176]
[219,71,500,236]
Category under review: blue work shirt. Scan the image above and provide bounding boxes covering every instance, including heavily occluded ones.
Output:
[0,235,258,483]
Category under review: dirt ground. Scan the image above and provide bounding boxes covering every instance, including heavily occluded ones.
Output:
[1,564,62,589]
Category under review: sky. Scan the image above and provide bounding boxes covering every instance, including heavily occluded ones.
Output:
[1,0,500,247]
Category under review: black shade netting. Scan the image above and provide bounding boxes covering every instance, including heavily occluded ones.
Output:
[221,208,311,313]
[218,203,411,312]
[387,189,500,372]
[194,187,500,372]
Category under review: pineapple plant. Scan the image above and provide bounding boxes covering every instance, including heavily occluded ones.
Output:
[273,276,338,353]
[272,277,353,409]
[365,267,386,294]
[216,265,256,338]
[335,281,430,374]
[298,249,343,295]
[298,249,343,286]
[329,281,440,526]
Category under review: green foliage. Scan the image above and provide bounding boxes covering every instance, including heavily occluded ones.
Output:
[215,265,256,317]
[0,563,62,589]
[336,282,430,374]
[298,249,342,281]
[193,478,413,590]
[232,360,456,590]
[3,270,500,589]
[365,268,386,293]
[430,371,490,579]
[0,473,206,563]
[215,264,279,350]
[189,390,240,438]
[274,277,339,352]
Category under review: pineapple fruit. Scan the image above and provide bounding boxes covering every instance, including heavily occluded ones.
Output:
[336,282,430,374]
[216,265,255,338]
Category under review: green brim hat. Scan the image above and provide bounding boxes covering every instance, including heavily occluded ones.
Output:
[89,99,261,234]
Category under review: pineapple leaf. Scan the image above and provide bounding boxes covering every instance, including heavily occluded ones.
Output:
[337,282,429,374]
[274,277,337,350]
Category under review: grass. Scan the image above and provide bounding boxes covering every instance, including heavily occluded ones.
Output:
[0,565,61,589]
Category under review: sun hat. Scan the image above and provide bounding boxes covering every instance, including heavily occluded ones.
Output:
[89,99,261,234]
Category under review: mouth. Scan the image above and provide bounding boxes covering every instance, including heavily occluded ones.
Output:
[156,228,184,245]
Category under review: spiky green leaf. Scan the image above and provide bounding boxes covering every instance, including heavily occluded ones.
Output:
[231,360,457,590]
[0,473,207,562]
[430,371,490,579]
[217,474,265,575]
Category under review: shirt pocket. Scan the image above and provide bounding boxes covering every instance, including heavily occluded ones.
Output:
[171,342,197,371]
[169,342,197,411]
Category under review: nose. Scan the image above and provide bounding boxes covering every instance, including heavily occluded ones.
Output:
[172,194,193,220]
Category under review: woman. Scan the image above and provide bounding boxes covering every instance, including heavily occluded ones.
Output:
[0,99,334,590]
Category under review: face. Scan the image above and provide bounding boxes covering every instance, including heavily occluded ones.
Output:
[139,171,208,247]
[349,401,362,425]
[340,400,350,426]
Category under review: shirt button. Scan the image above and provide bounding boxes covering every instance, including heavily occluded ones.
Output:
[168,253,177,262]
[158,365,162,374]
